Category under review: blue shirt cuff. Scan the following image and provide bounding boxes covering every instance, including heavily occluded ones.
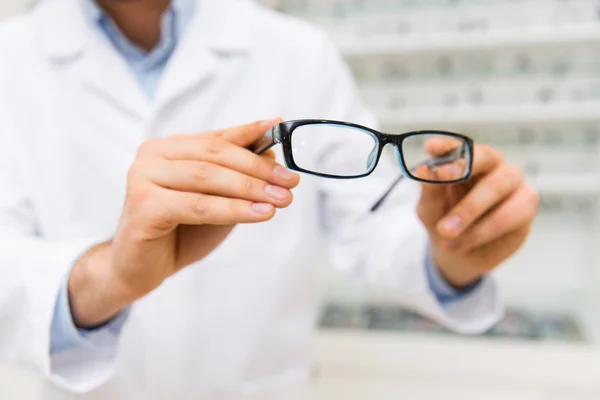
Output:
[50,274,130,355]
[425,244,483,309]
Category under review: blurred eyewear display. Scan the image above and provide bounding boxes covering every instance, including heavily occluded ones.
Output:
[264,0,597,41]
[251,119,474,210]
[319,302,585,342]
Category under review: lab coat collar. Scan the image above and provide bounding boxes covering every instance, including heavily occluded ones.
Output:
[35,0,252,61]
[33,0,253,120]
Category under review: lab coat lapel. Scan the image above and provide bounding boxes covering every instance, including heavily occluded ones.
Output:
[80,37,149,120]
[35,0,149,121]
[153,0,252,111]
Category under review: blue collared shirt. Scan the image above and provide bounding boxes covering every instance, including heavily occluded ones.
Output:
[84,0,195,100]
[50,0,479,355]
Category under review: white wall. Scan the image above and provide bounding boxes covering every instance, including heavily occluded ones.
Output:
[0,0,33,19]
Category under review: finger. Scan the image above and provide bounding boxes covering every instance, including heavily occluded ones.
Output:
[469,144,503,179]
[424,136,464,157]
[443,185,539,253]
[436,163,525,239]
[434,162,472,207]
[215,118,284,147]
[136,118,283,159]
[263,149,277,160]
[410,160,466,182]
[416,166,448,229]
[146,160,294,208]
[416,161,470,229]
[147,187,277,226]
[442,225,532,280]
[419,143,500,181]
[159,136,300,189]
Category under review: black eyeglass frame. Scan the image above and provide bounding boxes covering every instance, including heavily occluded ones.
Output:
[251,119,475,184]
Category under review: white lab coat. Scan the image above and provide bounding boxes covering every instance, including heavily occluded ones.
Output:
[0,0,502,398]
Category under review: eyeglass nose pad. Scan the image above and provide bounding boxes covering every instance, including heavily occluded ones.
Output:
[394,147,411,176]
[366,146,378,171]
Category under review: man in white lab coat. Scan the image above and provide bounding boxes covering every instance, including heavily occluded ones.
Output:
[0,0,538,398]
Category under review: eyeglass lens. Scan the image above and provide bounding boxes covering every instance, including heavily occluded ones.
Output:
[291,124,378,178]
[289,123,470,183]
[402,133,470,183]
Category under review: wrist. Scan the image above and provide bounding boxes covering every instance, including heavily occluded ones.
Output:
[68,242,135,329]
[430,247,483,290]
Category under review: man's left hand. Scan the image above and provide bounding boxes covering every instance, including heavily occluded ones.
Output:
[416,142,539,289]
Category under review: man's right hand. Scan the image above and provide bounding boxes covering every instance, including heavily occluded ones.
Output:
[68,118,300,329]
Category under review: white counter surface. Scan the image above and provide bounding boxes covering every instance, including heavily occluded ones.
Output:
[1,330,599,399]
[310,330,600,400]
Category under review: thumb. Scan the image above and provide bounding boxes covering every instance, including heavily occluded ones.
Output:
[416,166,447,232]
[217,118,284,148]
[424,135,463,157]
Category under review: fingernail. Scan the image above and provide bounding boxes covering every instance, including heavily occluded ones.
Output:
[260,117,281,127]
[274,166,297,181]
[265,185,289,200]
[440,216,462,234]
[252,203,274,214]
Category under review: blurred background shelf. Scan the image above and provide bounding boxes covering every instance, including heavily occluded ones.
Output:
[377,103,600,129]
[338,26,600,57]
[528,175,600,197]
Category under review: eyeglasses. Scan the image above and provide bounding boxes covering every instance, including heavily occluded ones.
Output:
[251,119,474,211]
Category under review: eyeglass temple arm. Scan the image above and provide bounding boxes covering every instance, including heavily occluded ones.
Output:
[370,145,467,213]
[250,126,282,154]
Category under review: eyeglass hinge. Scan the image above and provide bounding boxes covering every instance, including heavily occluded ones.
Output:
[272,124,283,144]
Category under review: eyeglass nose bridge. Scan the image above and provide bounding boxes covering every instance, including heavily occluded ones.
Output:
[378,134,412,177]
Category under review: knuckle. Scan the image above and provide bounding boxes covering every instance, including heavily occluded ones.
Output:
[200,138,224,158]
[127,183,153,207]
[154,206,175,228]
[504,163,524,183]
[491,214,507,232]
[192,161,213,183]
[228,199,242,217]
[127,161,148,185]
[137,138,163,158]
[193,194,208,220]
[241,178,256,197]
[250,155,266,175]
[203,129,224,139]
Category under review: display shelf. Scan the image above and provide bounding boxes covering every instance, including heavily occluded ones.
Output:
[337,25,600,56]
[527,174,600,197]
[377,103,600,128]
